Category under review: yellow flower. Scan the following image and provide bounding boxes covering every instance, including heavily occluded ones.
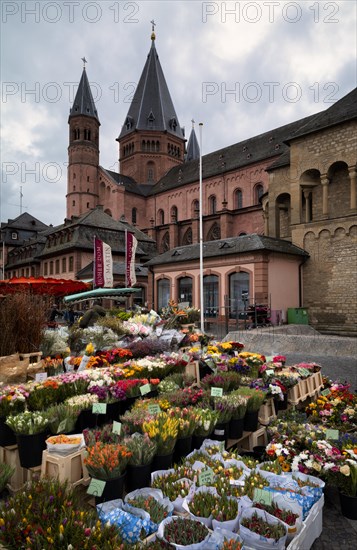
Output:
[85,342,95,356]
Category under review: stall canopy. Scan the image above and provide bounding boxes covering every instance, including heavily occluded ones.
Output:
[63,287,140,304]
[0,277,90,297]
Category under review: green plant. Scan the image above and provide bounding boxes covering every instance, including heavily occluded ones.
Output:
[124,433,157,466]
[0,463,15,493]
[46,403,80,434]
[236,387,266,412]
[163,517,209,545]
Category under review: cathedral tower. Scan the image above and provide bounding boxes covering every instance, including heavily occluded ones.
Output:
[117,26,185,184]
[66,61,100,219]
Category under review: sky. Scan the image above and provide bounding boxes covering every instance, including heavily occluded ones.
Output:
[1,0,356,227]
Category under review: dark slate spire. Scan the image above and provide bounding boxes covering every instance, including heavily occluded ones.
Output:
[185,121,200,162]
[119,32,183,139]
[69,64,99,121]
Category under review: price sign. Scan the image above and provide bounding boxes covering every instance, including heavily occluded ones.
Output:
[326,429,339,440]
[57,420,67,433]
[198,468,215,486]
[299,368,310,377]
[87,478,106,497]
[321,388,330,396]
[205,359,216,370]
[112,421,122,435]
[265,369,274,376]
[265,356,273,363]
[253,488,273,506]
[211,387,223,397]
[92,403,107,415]
[140,384,151,396]
[230,479,245,486]
[148,404,161,415]
[182,353,190,362]
[35,372,48,382]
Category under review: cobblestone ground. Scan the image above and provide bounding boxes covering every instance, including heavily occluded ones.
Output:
[312,486,357,549]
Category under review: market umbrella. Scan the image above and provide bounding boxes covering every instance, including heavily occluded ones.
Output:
[0,276,90,297]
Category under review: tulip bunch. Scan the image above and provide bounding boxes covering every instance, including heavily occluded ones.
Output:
[84,442,131,479]
[142,412,179,454]
[167,407,198,437]
[212,494,238,522]
[241,511,286,541]
[163,517,209,546]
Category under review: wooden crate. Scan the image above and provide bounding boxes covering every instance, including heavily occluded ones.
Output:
[184,360,200,384]
[258,398,276,426]
[227,426,267,452]
[41,449,90,487]
[0,444,27,492]
[288,380,310,405]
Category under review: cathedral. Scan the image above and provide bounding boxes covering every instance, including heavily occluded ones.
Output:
[2,30,357,335]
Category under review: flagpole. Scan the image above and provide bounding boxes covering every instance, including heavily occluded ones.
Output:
[199,123,204,333]
[93,236,96,289]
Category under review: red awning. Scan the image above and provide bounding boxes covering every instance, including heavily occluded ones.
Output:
[0,277,90,297]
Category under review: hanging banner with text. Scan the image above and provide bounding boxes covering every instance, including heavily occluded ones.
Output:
[94,237,113,288]
[126,231,138,287]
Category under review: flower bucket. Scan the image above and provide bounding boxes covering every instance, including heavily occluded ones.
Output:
[0,417,16,447]
[95,472,127,504]
[191,434,209,450]
[228,417,244,439]
[16,431,48,468]
[126,462,152,492]
[151,452,173,472]
[174,436,192,464]
[75,408,97,432]
[339,491,357,520]
[243,410,259,432]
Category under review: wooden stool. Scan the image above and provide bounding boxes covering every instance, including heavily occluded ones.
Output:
[41,449,90,487]
[0,444,27,492]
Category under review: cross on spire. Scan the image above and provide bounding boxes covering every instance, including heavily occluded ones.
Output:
[151,19,156,31]
[81,57,87,68]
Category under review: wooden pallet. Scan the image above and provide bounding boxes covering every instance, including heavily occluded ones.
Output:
[0,445,27,492]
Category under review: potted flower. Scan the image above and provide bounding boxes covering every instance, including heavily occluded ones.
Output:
[124,433,157,491]
[83,423,122,446]
[84,441,132,502]
[212,396,235,443]
[5,410,50,468]
[65,393,99,431]
[158,516,210,548]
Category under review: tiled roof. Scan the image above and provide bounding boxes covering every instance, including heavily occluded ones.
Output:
[118,39,183,140]
[145,234,308,266]
[69,67,99,121]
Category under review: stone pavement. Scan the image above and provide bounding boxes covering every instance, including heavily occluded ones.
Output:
[312,486,357,549]
[226,325,357,548]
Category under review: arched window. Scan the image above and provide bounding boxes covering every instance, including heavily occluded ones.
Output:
[182,228,192,245]
[178,277,192,305]
[209,195,217,214]
[207,222,221,241]
[157,278,170,311]
[142,140,146,152]
[157,209,165,225]
[235,189,243,209]
[229,272,250,319]
[132,208,137,225]
[171,205,178,223]
[192,200,199,218]
[255,184,264,204]
[203,275,219,317]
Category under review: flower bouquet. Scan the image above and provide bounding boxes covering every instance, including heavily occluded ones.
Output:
[185,487,218,527]
[239,508,287,548]
[211,494,240,531]
[193,408,219,437]
[26,378,64,411]
[0,385,28,417]
[157,516,210,548]
[212,396,235,424]
[168,407,198,438]
[84,441,132,480]
[46,434,83,455]
[46,402,80,434]
[83,423,122,446]
[142,413,179,455]
[5,410,50,435]
[226,393,248,420]
[124,432,157,466]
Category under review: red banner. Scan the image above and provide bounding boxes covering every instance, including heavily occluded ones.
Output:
[126,232,138,287]
[94,237,113,288]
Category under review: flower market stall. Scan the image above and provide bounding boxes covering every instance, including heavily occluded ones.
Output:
[0,304,356,549]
